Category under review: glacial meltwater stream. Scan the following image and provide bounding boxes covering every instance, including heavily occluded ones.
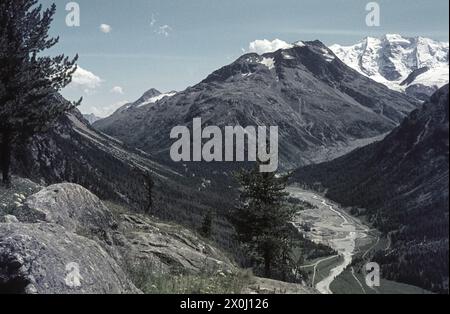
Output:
[288,187,371,294]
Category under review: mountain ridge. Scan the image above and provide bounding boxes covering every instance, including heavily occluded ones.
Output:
[10,99,235,250]
[292,84,449,292]
[94,40,419,172]
[330,34,449,100]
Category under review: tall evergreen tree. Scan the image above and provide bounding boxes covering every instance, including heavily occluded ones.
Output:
[143,170,155,214]
[0,0,80,185]
[230,163,298,278]
[200,210,213,238]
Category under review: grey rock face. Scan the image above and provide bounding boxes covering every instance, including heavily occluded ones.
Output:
[2,215,19,223]
[24,183,117,243]
[0,182,237,294]
[405,83,438,102]
[11,106,223,233]
[115,213,234,274]
[0,223,140,294]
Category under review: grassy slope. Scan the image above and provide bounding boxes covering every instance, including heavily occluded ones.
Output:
[331,270,433,294]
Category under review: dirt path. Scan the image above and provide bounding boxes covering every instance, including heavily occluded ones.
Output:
[300,255,339,286]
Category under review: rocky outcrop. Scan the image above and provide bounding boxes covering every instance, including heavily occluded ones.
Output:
[2,215,18,223]
[11,107,227,238]
[0,181,237,294]
[114,213,234,274]
[23,183,117,244]
[0,223,139,294]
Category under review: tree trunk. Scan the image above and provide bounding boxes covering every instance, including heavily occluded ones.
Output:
[264,249,272,278]
[145,174,154,214]
[1,131,12,186]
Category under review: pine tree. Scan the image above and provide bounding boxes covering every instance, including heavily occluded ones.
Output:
[200,210,213,238]
[0,0,80,185]
[143,170,155,214]
[230,163,298,278]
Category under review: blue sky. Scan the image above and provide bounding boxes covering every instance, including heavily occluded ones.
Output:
[40,0,449,116]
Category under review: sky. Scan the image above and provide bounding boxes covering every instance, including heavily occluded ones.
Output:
[40,0,449,117]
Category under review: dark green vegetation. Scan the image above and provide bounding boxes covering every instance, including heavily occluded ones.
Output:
[330,269,432,294]
[125,259,253,294]
[296,238,336,261]
[230,165,301,281]
[0,0,79,185]
[293,85,449,293]
[310,256,342,285]
[10,110,238,252]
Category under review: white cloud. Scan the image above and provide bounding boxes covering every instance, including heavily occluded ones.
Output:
[84,100,130,118]
[149,13,172,37]
[156,25,172,37]
[110,86,124,94]
[248,39,293,54]
[99,24,112,33]
[150,14,157,27]
[70,66,102,92]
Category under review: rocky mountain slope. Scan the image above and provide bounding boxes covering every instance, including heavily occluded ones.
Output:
[0,179,315,294]
[330,35,449,101]
[292,85,449,293]
[82,113,102,125]
[94,40,418,171]
[0,181,233,293]
[10,97,234,249]
[93,88,177,134]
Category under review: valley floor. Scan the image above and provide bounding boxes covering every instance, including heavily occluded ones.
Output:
[288,187,432,294]
[289,187,373,294]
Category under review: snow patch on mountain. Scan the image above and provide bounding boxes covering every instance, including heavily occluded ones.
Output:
[258,57,275,70]
[319,48,335,62]
[413,65,449,87]
[138,92,177,108]
[330,35,449,99]
[282,52,295,60]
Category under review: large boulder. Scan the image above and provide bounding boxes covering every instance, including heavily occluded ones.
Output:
[21,183,117,244]
[114,213,235,274]
[1,182,237,294]
[0,223,140,294]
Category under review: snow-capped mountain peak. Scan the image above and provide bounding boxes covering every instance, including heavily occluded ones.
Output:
[137,91,177,108]
[330,35,449,100]
[135,88,162,104]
